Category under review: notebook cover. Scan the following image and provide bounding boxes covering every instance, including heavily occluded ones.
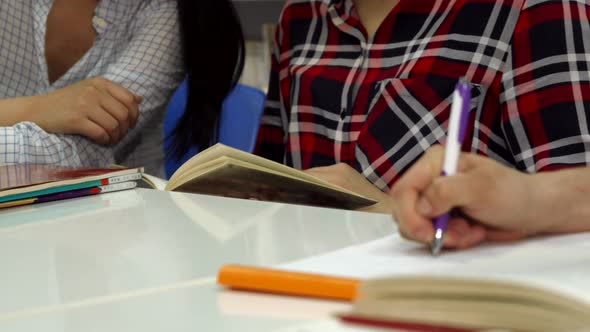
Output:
[0,180,103,203]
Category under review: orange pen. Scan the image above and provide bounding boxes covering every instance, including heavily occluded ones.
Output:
[217,264,360,302]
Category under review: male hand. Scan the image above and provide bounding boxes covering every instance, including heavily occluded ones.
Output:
[26,77,142,145]
[304,163,394,214]
[390,145,536,250]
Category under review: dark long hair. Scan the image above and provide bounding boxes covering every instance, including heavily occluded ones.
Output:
[170,0,245,159]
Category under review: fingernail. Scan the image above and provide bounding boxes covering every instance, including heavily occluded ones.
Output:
[417,197,432,215]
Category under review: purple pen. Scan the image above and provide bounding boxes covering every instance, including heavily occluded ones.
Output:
[431,78,472,255]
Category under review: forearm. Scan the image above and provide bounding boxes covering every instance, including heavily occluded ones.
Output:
[0,97,36,126]
[527,168,590,234]
[0,122,113,166]
[0,123,78,165]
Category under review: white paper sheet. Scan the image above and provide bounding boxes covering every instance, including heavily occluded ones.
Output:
[279,232,590,303]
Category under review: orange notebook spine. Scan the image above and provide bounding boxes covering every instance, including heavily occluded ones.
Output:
[217,264,360,302]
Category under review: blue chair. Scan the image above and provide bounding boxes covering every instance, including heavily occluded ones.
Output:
[164,80,267,178]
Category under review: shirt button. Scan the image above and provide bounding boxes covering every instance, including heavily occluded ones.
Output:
[340,107,347,119]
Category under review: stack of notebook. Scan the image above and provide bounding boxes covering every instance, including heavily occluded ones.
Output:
[0,165,143,209]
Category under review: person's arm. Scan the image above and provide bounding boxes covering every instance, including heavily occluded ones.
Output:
[391,146,590,249]
[0,98,34,127]
[0,78,141,145]
[0,3,183,167]
[526,167,590,235]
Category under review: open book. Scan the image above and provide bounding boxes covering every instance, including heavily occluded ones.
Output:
[222,231,590,332]
[148,144,376,210]
[344,275,590,332]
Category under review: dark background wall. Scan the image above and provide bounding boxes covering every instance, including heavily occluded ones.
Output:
[234,0,284,40]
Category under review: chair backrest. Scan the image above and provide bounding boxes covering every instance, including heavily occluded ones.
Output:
[163,80,266,179]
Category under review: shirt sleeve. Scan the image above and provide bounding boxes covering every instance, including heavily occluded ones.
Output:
[499,0,590,172]
[0,2,183,167]
[254,6,290,163]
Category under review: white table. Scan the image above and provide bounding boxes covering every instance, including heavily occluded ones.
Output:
[0,189,396,332]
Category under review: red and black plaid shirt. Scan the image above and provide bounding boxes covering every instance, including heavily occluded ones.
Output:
[255,0,590,191]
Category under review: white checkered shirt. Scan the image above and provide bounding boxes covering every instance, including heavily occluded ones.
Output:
[0,0,184,177]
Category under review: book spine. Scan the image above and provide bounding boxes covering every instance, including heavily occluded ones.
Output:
[99,181,137,193]
[105,173,142,184]
[339,314,474,332]
[33,182,137,205]
[36,187,101,203]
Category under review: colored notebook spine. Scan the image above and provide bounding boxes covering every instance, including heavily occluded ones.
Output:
[0,171,142,203]
[104,173,143,184]
[36,181,137,204]
[0,181,138,209]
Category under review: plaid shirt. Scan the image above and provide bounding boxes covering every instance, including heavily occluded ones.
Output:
[0,0,183,177]
[256,0,590,191]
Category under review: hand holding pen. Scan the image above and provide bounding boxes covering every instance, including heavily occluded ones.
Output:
[391,79,552,251]
[430,78,472,255]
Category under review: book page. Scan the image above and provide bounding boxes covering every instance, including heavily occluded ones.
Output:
[167,161,376,210]
[279,232,590,303]
[168,144,368,198]
[141,174,168,191]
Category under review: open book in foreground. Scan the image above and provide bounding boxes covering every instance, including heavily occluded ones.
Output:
[221,231,590,332]
[147,144,376,210]
[318,235,590,332]
[343,275,590,332]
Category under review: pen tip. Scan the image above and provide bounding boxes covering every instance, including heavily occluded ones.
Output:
[431,240,442,255]
[431,229,444,256]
